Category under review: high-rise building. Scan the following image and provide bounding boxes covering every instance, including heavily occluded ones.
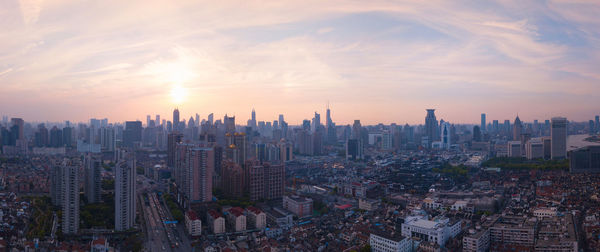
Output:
[156,115,160,127]
[185,147,214,203]
[595,115,599,134]
[425,109,439,147]
[35,124,48,147]
[10,118,24,140]
[526,139,544,160]
[207,113,214,125]
[473,126,482,142]
[352,120,362,140]
[221,160,245,199]
[61,158,80,235]
[246,162,285,201]
[513,116,522,141]
[50,163,63,206]
[503,120,511,135]
[279,140,293,162]
[297,130,313,155]
[440,122,451,149]
[167,132,183,168]
[173,108,180,131]
[492,120,499,133]
[551,117,567,160]
[508,141,521,157]
[123,121,142,148]
[312,112,321,133]
[84,154,102,204]
[62,126,73,147]
[49,126,63,147]
[225,133,247,165]
[346,139,363,160]
[302,120,311,131]
[115,149,136,231]
[251,109,256,129]
[224,114,235,134]
[569,146,600,173]
[481,113,486,132]
[99,127,115,151]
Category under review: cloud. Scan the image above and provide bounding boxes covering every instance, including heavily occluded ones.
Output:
[18,0,44,24]
[0,68,13,77]
[0,0,599,123]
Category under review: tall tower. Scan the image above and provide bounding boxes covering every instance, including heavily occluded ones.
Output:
[594,116,600,133]
[551,117,567,159]
[480,113,486,132]
[326,103,336,144]
[312,112,321,133]
[115,149,136,231]
[173,108,180,131]
[85,154,102,204]
[425,109,439,147]
[440,122,451,149]
[326,103,332,128]
[513,116,522,141]
[62,158,80,235]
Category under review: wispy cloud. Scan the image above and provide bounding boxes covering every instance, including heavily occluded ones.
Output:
[0,0,599,123]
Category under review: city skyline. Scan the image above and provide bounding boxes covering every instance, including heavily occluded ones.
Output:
[1,1,600,124]
[0,106,596,126]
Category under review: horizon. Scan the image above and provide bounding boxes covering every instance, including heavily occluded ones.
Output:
[0,107,588,126]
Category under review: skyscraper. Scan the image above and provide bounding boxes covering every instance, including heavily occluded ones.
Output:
[123,121,142,148]
[595,115,599,134]
[62,158,80,235]
[10,118,24,140]
[186,147,214,203]
[425,109,439,147]
[352,120,361,140]
[208,113,214,125]
[167,132,183,168]
[63,126,73,147]
[50,162,63,206]
[440,122,451,149]
[312,112,321,133]
[513,116,522,141]
[49,126,63,147]
[480,113,486,132]
[115,149,136,231]
[473,126,482,142]
[85,154,102,204]
[35,124,48,147]
[492,120,499,133]
[100,127,115,151]
[224,114,236,134]
[252,109,256,126]
[173,108,180,131]
[156,115,160,127]
[551,117,567,160]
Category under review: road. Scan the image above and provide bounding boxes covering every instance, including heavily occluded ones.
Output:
[137,175,191,251]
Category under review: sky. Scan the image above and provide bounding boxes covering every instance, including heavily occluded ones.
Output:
[1,0,599,125]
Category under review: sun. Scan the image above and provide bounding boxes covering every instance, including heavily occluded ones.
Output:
[170,85,187,105]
